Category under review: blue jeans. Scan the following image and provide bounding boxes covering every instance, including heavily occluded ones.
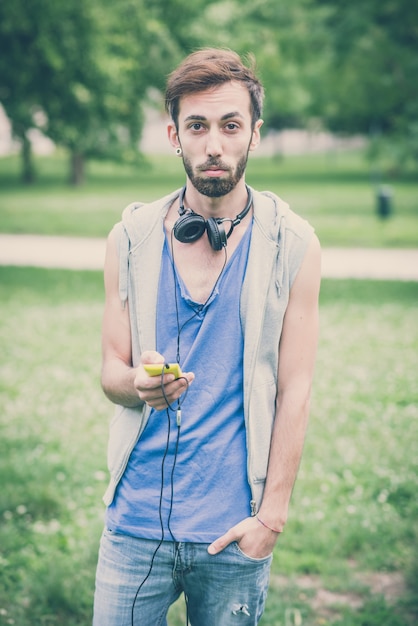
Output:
[93,528,272,626]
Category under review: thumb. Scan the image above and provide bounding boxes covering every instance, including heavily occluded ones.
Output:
[140,350,164,365]
[208,528,237,555]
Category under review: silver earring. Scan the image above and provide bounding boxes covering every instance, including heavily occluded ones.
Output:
[175,147,182,156]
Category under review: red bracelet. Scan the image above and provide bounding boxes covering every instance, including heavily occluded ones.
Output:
[256,515,283,534]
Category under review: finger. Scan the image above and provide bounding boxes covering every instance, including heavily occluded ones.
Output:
[139,379,184,409]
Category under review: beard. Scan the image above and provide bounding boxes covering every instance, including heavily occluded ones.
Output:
[182,153,248,198]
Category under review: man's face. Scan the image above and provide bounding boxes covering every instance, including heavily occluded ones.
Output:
[168,82,262,198]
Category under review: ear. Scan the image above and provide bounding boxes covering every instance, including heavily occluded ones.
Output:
[167,122,180,150]
[249,119,263,152]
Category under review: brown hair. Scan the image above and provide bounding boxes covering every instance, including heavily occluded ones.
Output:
[165,48,264,130]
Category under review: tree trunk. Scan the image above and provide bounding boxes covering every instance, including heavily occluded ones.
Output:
[70,151,85,186]
[21,133,35,185]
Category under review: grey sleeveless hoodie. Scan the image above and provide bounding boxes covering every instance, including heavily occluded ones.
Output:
[103,187,314,515]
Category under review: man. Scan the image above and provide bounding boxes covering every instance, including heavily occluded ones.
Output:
[93,48,321,626]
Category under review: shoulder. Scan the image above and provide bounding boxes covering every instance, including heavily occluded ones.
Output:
[105,188,181,254]
[251,188,314,241]
[122,189,181,225]
[255,188,319,290]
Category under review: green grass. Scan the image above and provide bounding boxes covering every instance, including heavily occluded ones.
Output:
[0,267,417,625]
[0,150,417,247]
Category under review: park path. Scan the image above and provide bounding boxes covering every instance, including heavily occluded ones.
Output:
[0,234,418,281]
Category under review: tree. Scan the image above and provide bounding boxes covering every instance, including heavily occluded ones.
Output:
[0,0,115,184]
[311,0,418,169]
[39,0,150,185]
[0,0,49,183]
[0,0,174,184]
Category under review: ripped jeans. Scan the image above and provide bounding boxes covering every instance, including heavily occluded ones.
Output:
[93,528,272,626]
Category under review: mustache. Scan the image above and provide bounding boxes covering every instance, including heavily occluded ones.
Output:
[198,158,230,171]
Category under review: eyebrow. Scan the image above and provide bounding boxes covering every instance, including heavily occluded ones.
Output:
[184,111,244,122]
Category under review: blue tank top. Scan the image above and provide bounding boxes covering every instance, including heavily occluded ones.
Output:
[107,222,253,542]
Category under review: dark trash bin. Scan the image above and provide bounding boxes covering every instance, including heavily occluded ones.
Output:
[377,186,393,219]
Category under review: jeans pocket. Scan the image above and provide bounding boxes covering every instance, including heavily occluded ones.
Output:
[233,541,273,563]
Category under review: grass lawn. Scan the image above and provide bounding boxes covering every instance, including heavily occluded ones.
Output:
[0,267,417,625]
[0,149,417,248]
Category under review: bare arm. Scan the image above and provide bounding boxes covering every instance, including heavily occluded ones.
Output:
[100,229,194,410]
[257,232,321,531]
[208,233,321,557]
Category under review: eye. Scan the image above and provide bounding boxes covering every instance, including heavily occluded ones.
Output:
[224,122,239,132]
[189,122,205,132]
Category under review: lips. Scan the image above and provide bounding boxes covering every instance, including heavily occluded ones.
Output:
[204,168,226,177]
[200,162,229,176]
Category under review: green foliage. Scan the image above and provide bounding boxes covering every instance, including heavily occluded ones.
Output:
[39,0,143,156]
[146,0,219,58]
[312,0,418,170]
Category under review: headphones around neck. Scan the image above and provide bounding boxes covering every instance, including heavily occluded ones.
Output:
[173,185,253,251]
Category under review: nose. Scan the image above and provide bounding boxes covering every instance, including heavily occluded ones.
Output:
[205,128,222,157]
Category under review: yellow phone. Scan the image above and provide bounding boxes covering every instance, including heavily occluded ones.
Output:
[143,363,182,379]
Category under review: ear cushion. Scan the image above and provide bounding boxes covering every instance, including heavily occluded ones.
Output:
[173,213,207,243]
[206,218,227,251]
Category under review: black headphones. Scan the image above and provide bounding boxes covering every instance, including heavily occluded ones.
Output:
[173,185,253,251]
